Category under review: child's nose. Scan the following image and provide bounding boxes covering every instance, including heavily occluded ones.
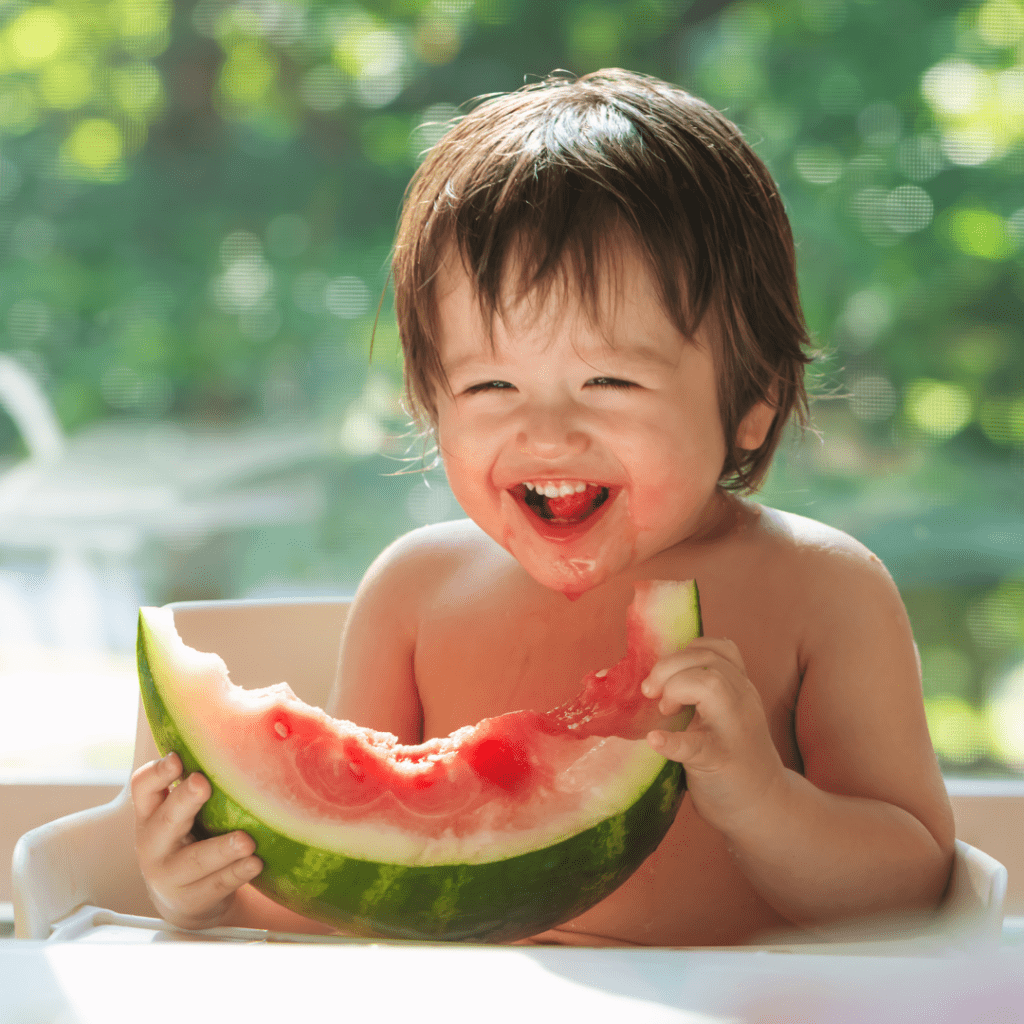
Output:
[515,402,588,459]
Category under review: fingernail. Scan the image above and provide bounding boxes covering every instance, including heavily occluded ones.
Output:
[245,858,263,877]
[648,731,665,749]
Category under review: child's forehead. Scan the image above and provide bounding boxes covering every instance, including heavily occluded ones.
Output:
[433,244,695,368]
[434,235,685,337]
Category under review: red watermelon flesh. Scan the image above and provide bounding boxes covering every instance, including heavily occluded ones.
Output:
[140,579,700,871]
[160,588,680,843]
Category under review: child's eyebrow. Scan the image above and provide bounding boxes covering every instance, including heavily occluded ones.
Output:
[441,353,501,377]
[597,343,680,369]
[443,343,680,378]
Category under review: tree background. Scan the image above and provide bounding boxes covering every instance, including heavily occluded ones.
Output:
[0,0,1022,776]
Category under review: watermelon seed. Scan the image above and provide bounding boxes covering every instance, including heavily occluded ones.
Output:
[273,720,289,738]
[595,668,608,678]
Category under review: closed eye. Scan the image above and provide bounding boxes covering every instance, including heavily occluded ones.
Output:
[464,380,514,394]
[586,377,637,390]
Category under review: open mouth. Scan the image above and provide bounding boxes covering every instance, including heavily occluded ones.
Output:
[511,482,611,525]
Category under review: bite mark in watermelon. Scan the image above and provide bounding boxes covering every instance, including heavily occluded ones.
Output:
[136,579,702,943]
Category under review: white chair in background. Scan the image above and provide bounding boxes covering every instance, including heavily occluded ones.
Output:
[11,597,1010,951]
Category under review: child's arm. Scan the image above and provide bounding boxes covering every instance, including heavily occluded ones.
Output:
[321,529,427,740]
[643,541,956,932]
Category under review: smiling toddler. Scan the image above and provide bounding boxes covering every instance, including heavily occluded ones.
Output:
[133,69,955,946]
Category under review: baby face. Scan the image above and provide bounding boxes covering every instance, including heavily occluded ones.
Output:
[432,246,765,597]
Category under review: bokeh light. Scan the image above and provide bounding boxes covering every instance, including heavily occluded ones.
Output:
[63,118,125,173]
[840,288,893,350]
[924,696,990,765]
[883,185,933,234]
[905,379,974,439]
[325,277,371,320]
[848,374,897,421]
[944,208,1015,260]
[6,6,73,68]
[794,144,843,185]
[979,398,1024,447]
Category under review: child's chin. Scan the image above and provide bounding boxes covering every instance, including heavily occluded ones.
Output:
[497,489,637,596]
[508,537,625,598]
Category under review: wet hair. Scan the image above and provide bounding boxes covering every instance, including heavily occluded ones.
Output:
[391,68,814,492]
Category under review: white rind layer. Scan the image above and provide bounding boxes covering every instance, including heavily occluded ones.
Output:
[638,580,701,659]
[141,606,671,866]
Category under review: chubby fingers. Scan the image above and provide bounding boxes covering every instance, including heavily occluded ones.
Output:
[132,754,256,876]
[160,829,263,893]
[130,752,185,822]
[640,637,748,717]
[172,858,265,929]
[132,753,263,926]
[646,724,696,762]
[133,757,209,866]
[146,826,263,930]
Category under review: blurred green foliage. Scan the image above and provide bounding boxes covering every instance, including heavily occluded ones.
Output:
[1,0,1023,773]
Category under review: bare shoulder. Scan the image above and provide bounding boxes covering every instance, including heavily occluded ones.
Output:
[741,503,913,660]
[758,505,882,561]
[727,502,913,680]
[380,517,501,562]
[350,518,507,633]
[365,518,503,587]
[751,504,897,599]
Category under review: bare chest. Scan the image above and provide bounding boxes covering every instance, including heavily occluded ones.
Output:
[413,566,803,759]
[410,561,805,945]
[414,590,631,737]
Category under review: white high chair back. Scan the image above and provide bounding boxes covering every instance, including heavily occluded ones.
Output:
[12,598,351,940]
[12,598,1009,949]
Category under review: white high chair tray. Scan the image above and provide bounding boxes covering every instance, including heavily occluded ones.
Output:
[4,928,1024,1024]
[47,905,380,944]
[37,903,1006,957]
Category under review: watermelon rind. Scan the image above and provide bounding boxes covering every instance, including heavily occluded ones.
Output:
[136,580,701,942]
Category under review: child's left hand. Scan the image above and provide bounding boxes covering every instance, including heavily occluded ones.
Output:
[641,637,787,836]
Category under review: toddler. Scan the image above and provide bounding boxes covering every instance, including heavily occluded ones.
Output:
[133,69,955,946]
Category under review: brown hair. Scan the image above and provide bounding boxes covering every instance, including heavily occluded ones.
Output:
[392,68,814,492]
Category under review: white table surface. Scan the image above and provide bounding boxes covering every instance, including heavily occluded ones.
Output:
[3,934,1023,1024]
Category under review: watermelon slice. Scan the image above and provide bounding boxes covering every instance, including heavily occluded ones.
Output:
[137,579,702,943]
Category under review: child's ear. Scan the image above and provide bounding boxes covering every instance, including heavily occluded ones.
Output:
[735,398,776,451]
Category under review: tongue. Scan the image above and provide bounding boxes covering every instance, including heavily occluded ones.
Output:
[546,488,598,521]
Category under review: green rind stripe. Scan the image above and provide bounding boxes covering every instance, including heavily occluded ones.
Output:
[137,614,686,943]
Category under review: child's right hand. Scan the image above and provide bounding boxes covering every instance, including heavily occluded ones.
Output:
[131,752,263,930]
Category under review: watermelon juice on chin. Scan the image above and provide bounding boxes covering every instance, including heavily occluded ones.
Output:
[137,579,701,942]
[493,479,645,600]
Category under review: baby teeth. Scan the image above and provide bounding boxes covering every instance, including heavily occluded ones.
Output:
[523,481,591,496]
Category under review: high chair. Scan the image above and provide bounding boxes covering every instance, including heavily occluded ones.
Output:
[11,598,1009,950]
